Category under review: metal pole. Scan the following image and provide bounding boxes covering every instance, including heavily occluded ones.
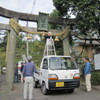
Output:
[26,39,29,56]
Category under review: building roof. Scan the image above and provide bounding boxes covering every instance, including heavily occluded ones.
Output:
[75,40,100,46]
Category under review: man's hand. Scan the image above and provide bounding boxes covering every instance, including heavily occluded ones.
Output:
[36,71,39,75]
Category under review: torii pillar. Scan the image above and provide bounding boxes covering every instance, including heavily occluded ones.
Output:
[6,18,17,90]
[63,36,70,56]
[61,26,71,56]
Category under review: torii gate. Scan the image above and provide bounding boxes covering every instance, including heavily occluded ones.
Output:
[0,7,76,90]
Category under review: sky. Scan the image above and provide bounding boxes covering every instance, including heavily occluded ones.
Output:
[0,0,55,27]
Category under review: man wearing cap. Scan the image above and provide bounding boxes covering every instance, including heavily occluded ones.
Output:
[23,56,38,100]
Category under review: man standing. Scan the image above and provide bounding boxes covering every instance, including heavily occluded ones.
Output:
[83,57,91,92]
[23,56,38,100]
[20,62,24,83]
[14,63,19,83]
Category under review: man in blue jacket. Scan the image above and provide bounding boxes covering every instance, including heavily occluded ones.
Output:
[23,56,38,100]
[83,57,91,92]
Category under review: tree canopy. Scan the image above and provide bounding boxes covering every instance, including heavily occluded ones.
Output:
[53,0,100,36]
[0,32,45,68]
[15,34,45,68]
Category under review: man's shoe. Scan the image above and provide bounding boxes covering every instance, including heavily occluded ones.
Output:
[87,90,91,92]
[29,99,34,100]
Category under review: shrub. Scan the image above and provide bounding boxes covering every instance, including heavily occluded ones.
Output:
[91,71,100,85]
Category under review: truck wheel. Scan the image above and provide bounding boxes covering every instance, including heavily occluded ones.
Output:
[41,82,48,95]
[68,89,74,93]
[33,78,38,88]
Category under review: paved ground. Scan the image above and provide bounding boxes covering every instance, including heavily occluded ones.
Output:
[0,74,100,100]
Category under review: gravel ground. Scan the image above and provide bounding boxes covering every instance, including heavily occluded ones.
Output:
[0,74,100,100]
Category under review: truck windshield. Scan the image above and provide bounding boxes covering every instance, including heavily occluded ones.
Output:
[49,57,77,70]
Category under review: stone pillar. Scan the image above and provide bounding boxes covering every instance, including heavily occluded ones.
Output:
[62,36,70,56]
[6,19,17,90]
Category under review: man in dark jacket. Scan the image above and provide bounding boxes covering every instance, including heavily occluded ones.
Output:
[20,62,24,83]
[14,63,19,83]
[23,56,38,100]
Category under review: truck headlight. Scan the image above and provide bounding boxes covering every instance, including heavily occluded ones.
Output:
[48,74,58,80]
[73,73,80,79]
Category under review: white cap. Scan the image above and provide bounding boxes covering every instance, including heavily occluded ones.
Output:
[27,55,32,60]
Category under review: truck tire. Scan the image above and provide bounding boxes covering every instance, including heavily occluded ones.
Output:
[33,78,38,88]
[68,89,74,93]
[41,82,48,95]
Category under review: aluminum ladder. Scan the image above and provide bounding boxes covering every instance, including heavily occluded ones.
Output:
[44,37,56,56]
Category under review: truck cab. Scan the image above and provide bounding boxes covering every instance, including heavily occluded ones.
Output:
[34,55,80,94]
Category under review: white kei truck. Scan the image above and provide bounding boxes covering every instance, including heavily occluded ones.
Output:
[33,37,80,95]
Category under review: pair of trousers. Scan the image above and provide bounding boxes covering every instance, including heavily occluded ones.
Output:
[23,76,33,99]
[85,74,91,91]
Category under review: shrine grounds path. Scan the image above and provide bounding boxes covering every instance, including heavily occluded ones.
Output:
[0,74,100,100]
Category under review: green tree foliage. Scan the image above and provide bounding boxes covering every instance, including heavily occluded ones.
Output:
[49,9,62,29]
[29,40,45,68]
[50,9,60,18]
[0,48,6,66]
[15,34,26,62]
[15,34,45,68]
[0,31,7,67]
[53,0,74,17]
[53,0,100,36]
[0,31,45,68]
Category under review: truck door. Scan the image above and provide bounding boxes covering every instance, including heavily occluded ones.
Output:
[41,58,49,88]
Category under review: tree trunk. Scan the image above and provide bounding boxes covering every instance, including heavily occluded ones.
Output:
[86,43,93,60]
